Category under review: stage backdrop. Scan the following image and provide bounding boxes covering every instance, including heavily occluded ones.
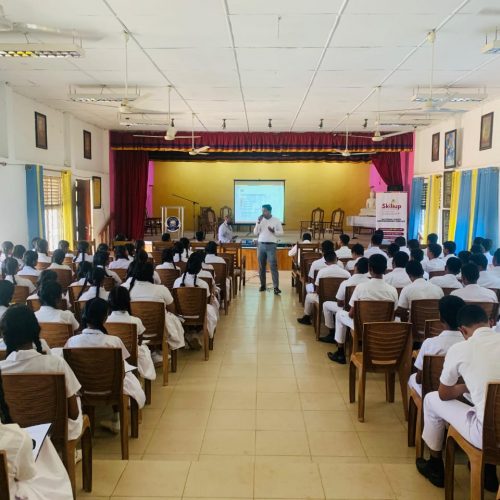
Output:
[153,161,370,231]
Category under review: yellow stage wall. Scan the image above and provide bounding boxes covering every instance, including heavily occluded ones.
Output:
[153,161,371,231]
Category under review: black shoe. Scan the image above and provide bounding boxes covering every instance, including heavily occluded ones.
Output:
[484,463,499,492]
[274,287,281,295]
[327,350,346,364]
[259,286,266,292]
[318,332,337,344]
[416,457,444,488]
[297,316,312,325]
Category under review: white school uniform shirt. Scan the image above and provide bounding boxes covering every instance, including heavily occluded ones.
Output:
[477,270,500,289]
[0,304,7,321]
[414,330,465,371]
[484,252,494,266]
[308,257,326,279]
[336,273,370,302]
[123,280,174,305]
[398,278,444,310]
[422,258,445,274]
[106,310,146,335]
[78,286,110,302]
[108,258,131,270]
[95,265,122,285]
[384,267,412,288]
[18,266,40,277]
[174,273,211,297]
[253,216,284,243]
[314,264,350,286]
[218,221,234,243]
[346,257,360,271]
[399,246,411,256]
[173,254,188,263]
[36,253,51,263]
[430,274,463,289]
[440,327,500,423]
[450,284,498,303]
[443,253,456,262]
[205,254,226,265]
[4,275,35,294]
[364,246,386,258]
[66,329,129,360]
[123,269,161,286]
[335,246,352,259]
[349,278,399,308]
[288,239,312,258]
[35,305,79,332]
[48,262,72,271]
[73,253,93,264]
[156,262,178,270]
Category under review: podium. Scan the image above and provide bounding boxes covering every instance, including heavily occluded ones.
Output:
[161,206,185,238]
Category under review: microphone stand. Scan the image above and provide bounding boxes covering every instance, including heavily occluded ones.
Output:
[172,194,199,238]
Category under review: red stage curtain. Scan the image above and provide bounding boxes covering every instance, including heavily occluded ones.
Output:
[113,150,149,239]
[371,153,403,187]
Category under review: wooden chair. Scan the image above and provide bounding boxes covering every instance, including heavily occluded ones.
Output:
[200,208,217,239]
[429,270,446,279]
[176,260,187,273]
[27,297,68,312]
[218,205,232,226]
[152,241,174,251]
[130,301,168,397]
[312,277,347,339]
[11,285,29,304]
[111,268,128,281]
[39,322,74,348]
[220,253,236,298]
[0,451,8,500]
[344,285,356,311]
[465,301,500,322]
[298,253,321,303]
[408,355,444,458]
[102,276,115,291]
[424,319,446,339]
[220,242,246,291]
[349,321,412,422]
[156,268,181,291]
[291,243,319,290]
[22,274,39,286]
[173,287,210,360]
[212,262,229,315]
[52,268,73,293]
[35,262,51,271]
[409,299,440,346]
[324,208,345,238]
[299,207,325,240]
[63,348,130,460]
[2,373,92,497]
[442,287,455,296]
[445,382,500,500]
[68,285,89,309]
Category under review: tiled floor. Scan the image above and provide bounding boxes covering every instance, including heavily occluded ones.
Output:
[77,271,495,499]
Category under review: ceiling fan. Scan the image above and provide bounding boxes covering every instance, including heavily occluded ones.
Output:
[329,119,374,157]
[188,113,210,156]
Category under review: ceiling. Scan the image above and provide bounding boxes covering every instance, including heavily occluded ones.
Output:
[1,0,500,132]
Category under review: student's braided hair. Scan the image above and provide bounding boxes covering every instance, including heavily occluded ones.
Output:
[173,241,184,262]
[93,251,111,277]
[51,249,66,265]
[81,297,109,334]
[1,257,18,285]
[23,250,38,269]
[78,266,106,300]
[181,252,203,288]
[108,286,132,314]
[35,270,58,294]
[39,280,63,309]
[0,304,44,356]
[73,240,89,263]
[0,371,12,424]
[161,248,177,270]
[129,262,155,292]
[0,280,14,307]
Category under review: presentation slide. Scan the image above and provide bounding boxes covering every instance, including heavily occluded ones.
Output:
[234,180,285,224]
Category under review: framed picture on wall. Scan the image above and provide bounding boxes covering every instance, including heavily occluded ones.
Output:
[83,130,92,159]
[92,176,101,209]
[444,129,457,169]
[479,112,493,151]
[431,132,440,162]
[35,112,47,149]
[443,171,452,209]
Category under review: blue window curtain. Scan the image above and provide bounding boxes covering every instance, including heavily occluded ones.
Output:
[473,167,499,248]
[408,177,424,240]
[454,170,472,252]
[25,165,45,243]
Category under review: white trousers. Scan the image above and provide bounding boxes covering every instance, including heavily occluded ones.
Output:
[422,391,482,452]
[323,301,340,329]
[408,373,422,397]
[207,304,218,338]
[124,372,146,409]
[335,310,354,344]
[138,344,157,381]
[304,293,318,315]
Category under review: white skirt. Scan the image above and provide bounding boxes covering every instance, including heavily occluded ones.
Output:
[138,344,156,380]
[124,372,146,409]
[165,311,186,350]
[207,304,218,338]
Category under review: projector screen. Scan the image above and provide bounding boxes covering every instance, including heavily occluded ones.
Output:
[234,179,285,224]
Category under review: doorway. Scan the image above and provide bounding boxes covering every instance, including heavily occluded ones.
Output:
[74,179,92,242]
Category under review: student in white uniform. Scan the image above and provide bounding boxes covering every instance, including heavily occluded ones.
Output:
[395,236,410,256]
[108,245,131,270]
[364,233,386,258]
[423,243,445,274]
[18,250,41,278]
[0,240,13,263]
[12,244,26,269]
[442,241,457,262]
[48,249,72,271]
[429,257,463,289]
[328,254,398,364]
[384,251,411,288]
[288,232,312,259]
[386,243,400,271]
[93,250,122,285]
[0,280,14,321]
[204,241,231,296]
[297,250,350,325]
[345,243,365,271]
[218,215,235,243]
[410,248,429,280]
[58,239,74,259]
[156,247,181,270]
[77,267,110,302]
[1,257,36,294]
[482,238,494,267]
[34,281,79,332]
[450,263,498,303]
[73,241,93,264]
[416,305,500,490]
[35,239,51,264]
[65,298,146,433]
[308,240,334,280]
[0,305,83,441]
[471,253,500,289]
[106,286,156,381]
[321,257,370,343]
[124,250,161,285]
[335,234,353,259]
[408,295,466,397]
[173,241,187,263]
[70,261,93,287]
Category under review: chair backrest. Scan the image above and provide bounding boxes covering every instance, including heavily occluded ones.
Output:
[219,205,232,219]
[331,208,345,227]
[39,322,74,348]
[152,241,174,251]
[465,301,500,322]
[130,301,165,347]
[339,258,351,267]
[310,207,324,224]
[35,262,51,271]
[424,319,446,339]
[176,260,187,273]
[429,270,446,279]
[27,297,67,312]
[482,382,500,463]
[2,373,68,452]
[67,285,89,307]
[211,262,227,287]
[0,451,8,500]
[317,277,346,305]
[22,274,39,286]
[173,287,207,328]
[410,299,441,342]
[220,243,242,267]
[105,322,138,367]
[103,276,115,291]
[63,347,123,406]
[441,287,455,296]
[113,268,128,281]
[156,268,181,290]
[421,355,445,397]
[353,300,395,336]
[301,254,320,278]
[297,244,320,264]
[52,268,73,292]
[344,285,356,311]
[190,243,207,253]
[11,285,29,304]
[361,322,412,373]
[152,251,163,265]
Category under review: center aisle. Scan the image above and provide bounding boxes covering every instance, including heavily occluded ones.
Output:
[78,271,478,499]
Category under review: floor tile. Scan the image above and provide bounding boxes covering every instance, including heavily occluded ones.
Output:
[308,431,366,457]
[144,428,205,455]
[255,430,310,456]
[207,409,256,430]
[257,392,301,410]
[201,429,256,455]
[256,410,305,431]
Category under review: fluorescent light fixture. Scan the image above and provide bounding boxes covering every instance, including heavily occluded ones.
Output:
[481,40,500,54]
[411,92,487,103]
[0,43,84,58]
[69,94,138,103]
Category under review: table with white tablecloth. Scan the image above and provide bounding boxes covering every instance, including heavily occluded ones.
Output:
[346,215,376,237]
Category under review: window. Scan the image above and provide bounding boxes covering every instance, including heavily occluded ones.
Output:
[418,180,428,237]
[43,175,63,250]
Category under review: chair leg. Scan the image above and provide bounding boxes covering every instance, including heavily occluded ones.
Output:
[470,455,485,500]
[130,398,139,439]
[349,361,356,403]
[444,436,456,500]
[407,396,417,447]
[80,423,92,493]
[119,395,129,460]
[145,379,152,404]
[399,370,409,421]
[171,349,178,373]
[358,370,367,422]
[385,372,395,403]
[64,441,77,498]
[209,337,214,350]
[415,403,424,458]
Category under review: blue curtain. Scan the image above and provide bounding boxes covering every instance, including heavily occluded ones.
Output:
[454,170,472,252]
[473,167,499,248]
[408,177,424,239]
[25,165,45,243]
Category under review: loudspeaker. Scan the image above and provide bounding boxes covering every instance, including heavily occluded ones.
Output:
[387,184,403,192]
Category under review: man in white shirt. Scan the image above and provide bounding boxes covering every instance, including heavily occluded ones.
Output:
[335,234,352,259]
[423,243,445,274]
[442,241,457,262]
[470,253,500,289]
[429,257,462,289]
[345,243,364,271]
[297,250,350,325]
[384,251,411,288]
[308,240,335,281]
[328,254,398,364]
[395,236,410,256]
[218,215,235,244]
[451,263,498,303]
[417,305,500,490]
[364,233,386,258]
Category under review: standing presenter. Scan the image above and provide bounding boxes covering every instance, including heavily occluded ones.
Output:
[254,204,284,295]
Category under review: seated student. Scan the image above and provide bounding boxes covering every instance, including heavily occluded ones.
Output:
[427,233,439,246]
[108,245,131,269]
[397,261,444,316]
[335,234,352,259]
[35,239,51,263]
[125,250,161,285]
[73,241,93,264]
[134,239,152,259]
[106,287,156,381]
[12,244,26,269]
[18,250,40,277]
[458,250,471,266]
[174,252,218,348]
[0,240,14,262]
[410,248,429,280]
[308,240,335,280]
[386,242,400,270]
[472,236,485,248]
[328,254,399,364]
[408,295,466,397]
[34,281,79,332]
[31,236,41,251]
[0,305,82,441]
[48,249,72,271]
[0,280,14,321]
[204,241,232,294]
[93,250,122,285]
[27,270,58,301]
[161,232,171,242]
[321,257,370,343]
[430,257,463,289]
[297,250,351,325]
[384,251,411,288]
[451,263,498,303]
[70,261,93,287]
[471,253,500,289]
[288,232,312,258]
[345,243,364,271]
[173,241,186,263]
[180,237,192,260]
[65,298,146,433]
[77,267,110,302]
[470,243,485,255]
[58,239,74,259]
[442,241,457,262]
[195,231,206,242]
[364,232,386,258]
[156,247,180,270]
[395,236,410,255]
[1,257,36,294]
[482,238,494,266]
[125,243,135,262]
[0,375,74,500]
[416,305,500,491]
[97,243,109,253]
[423,243,445,274]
